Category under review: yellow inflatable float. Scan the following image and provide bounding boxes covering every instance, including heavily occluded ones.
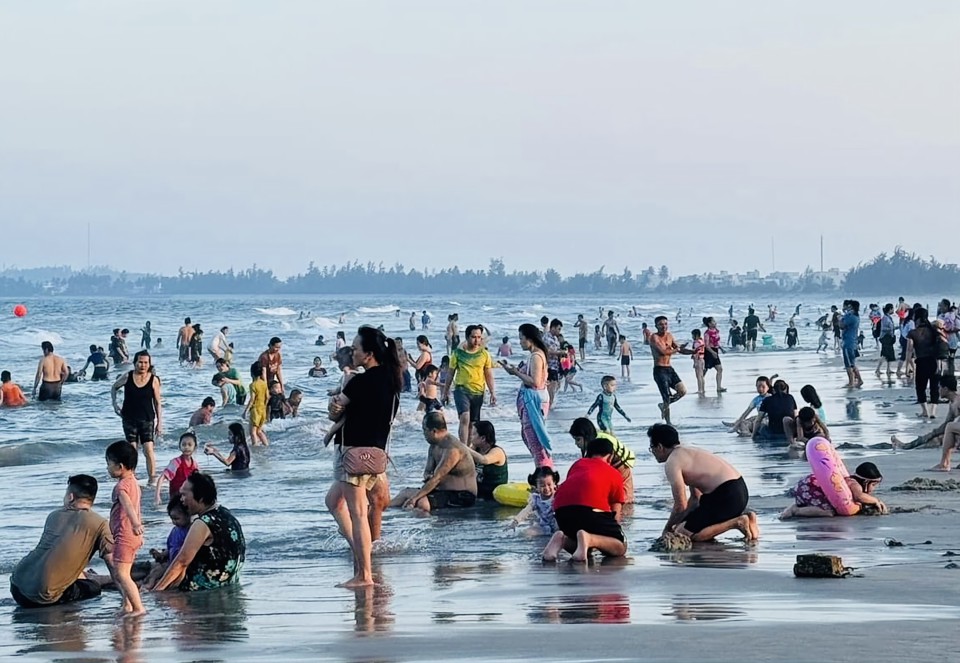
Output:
[492,482,530,508]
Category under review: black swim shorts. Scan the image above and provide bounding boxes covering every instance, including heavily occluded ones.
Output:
[579,337,587,349]
[122,418,155,445]
[419,395,443,412]
[746,329,758,342]
[427,490,477,510]
[682,477,749,534]
[547,368,560,382]
[653,366,682,401]
[10,578,102,609]
[554,505,625,542]
[37,381,62,402]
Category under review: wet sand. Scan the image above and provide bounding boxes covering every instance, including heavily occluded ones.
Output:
[3,317,960,662]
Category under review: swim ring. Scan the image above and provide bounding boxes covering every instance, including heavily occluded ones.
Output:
[805,436,859,516]
[493,482,530,508]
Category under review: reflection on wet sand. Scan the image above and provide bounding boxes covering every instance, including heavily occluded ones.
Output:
[112,616,144,663]
[10,603,89,656]
[668,598,747,622]
[153,586,249,649]
[527,593,631,624]
[654,542,759,569]
[431,560,506,589]
[353,582,395,633]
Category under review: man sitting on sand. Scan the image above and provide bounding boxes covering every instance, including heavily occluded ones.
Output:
[391,411,478,513]
[648,423,759,542]
[542,435,627,562]
[9,474,114,608]
[892,376,960,461]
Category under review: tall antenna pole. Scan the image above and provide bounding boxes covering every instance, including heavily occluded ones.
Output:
[771,237,775,272]
[820,234,824,272]
[87,223,91,269]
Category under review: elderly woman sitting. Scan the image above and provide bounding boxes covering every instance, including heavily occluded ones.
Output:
[153,472,245,592]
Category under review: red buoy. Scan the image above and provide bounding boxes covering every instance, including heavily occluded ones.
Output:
[13,304,27,317]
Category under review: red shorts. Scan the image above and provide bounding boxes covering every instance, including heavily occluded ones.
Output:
[112,537,143,564]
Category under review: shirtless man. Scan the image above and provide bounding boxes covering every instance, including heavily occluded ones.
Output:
[576,314,589,362]
[33,341,68,401]
[445,314,460,355]
[390,412,477,513]
[645,316,686,424]
[648,423,759,542]
[176,317,195,365]
[602,311,620,356]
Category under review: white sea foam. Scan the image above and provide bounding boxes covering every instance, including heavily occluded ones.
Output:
[357,305,400,314]
[0,328,65,346]
[255,307,298,316]
[312,317,339,330]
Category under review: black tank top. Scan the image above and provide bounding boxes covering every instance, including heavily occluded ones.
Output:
[121,371,156,421]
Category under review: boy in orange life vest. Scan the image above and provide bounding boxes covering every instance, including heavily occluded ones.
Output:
[154,432,199,507]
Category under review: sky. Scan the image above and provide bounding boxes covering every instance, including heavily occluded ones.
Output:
[0,1,957,278]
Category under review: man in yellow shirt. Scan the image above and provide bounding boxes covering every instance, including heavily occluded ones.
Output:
[442,325,496,444]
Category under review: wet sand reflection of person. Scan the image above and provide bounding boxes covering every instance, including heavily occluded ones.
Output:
[11,605,90,656]
[154,586,249,646]
[353,581,395,633]
[527,593,631,625]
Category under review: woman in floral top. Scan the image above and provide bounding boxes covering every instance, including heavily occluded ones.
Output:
[152,472,245,592]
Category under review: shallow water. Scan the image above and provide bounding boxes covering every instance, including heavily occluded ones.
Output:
[0,295,954,660]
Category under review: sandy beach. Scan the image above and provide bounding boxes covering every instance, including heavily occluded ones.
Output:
[2,297,959,662]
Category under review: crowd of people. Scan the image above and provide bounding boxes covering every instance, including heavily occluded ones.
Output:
[5,296,959,616]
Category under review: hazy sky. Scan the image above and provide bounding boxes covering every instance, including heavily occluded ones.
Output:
[1,2,957,278]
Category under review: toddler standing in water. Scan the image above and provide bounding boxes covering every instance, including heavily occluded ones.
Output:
[509,467,560,535]
[816,325,829,353]
[682,329,706,395]
[594,325,602,351]
[587,376,631,433]
[105,441,145,617]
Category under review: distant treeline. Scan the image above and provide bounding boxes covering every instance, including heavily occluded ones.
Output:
[1,250,957,297]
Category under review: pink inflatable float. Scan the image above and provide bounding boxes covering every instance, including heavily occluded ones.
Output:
[805,437,859,516]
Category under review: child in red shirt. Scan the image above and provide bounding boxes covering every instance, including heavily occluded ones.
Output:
[155,432,200,507]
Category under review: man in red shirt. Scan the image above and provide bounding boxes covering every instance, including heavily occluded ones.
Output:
[542,437,627,562]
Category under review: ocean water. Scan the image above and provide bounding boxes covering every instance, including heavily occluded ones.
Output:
[0,294,952,661]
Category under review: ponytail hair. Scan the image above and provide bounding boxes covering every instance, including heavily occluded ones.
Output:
[357,326,403,394]
[772,379,789,394]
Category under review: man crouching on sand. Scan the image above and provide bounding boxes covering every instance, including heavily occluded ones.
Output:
[648,423,759,542]
[542,436,627,562]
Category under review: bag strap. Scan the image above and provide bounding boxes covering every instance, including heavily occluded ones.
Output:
[385,395,400,471]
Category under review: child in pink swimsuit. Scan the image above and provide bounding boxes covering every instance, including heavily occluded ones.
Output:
[106,440,145,617]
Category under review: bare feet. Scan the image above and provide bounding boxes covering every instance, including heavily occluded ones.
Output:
[337,575,375,588]
[736,513,760,541]
[930,465,952,472]
[542,531,565,562]
[747,511,760,540]
[570,531,590,562]
[890,435,903,450]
